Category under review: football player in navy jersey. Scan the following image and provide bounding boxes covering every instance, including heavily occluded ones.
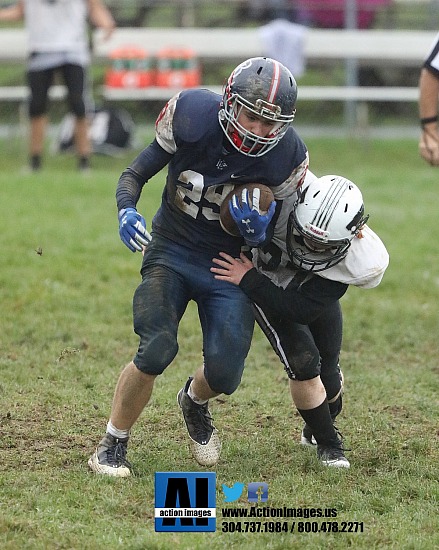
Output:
[88,57,310,476]
[212,174,389,468]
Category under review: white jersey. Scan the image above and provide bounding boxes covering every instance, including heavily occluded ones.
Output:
[23,0,89,64]
[255,171,389,289]
[424,31,439,74]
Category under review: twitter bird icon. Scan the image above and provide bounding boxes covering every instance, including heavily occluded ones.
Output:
[222,482,245,503]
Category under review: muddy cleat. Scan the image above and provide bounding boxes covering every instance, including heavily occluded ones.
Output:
[177,377,221,466]
[300,424,317,447]
[317,440,350,469]
[88,433,132,477]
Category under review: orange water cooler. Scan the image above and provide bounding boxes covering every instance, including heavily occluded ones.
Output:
[105,47,155,88]
[155,47,200,88]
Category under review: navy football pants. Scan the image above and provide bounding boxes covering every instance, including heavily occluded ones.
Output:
[132,234,255,395]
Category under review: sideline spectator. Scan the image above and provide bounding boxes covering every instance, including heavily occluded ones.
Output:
[418,32,439,166]
[0,0,115,172]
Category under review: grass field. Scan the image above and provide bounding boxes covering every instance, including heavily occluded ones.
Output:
[1,135,438,550]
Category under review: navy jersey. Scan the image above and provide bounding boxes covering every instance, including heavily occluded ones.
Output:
[116,88,308,256]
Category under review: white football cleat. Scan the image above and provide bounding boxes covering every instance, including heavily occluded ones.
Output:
[177,377,222,466]
[88,434,132,477]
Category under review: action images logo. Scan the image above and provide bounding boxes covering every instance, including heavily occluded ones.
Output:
[155,472,216,532]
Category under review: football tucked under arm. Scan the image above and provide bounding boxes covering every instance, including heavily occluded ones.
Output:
[219,183,275,241]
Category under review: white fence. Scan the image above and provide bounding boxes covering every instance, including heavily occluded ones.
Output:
[0,27,433,129]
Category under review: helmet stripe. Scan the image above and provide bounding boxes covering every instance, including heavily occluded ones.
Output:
[267,60,281,103]
[313,178,349,229]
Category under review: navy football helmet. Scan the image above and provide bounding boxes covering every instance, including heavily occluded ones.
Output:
[286,175,369,272]
[219,57,297,157]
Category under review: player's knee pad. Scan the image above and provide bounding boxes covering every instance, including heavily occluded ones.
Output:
[134,334,178,375]
[203,358,244,395]
[204,370,242,395]
[284,347,320,381]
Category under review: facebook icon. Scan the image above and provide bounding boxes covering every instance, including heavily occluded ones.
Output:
[247,482,269,503]
[154,472,216,532]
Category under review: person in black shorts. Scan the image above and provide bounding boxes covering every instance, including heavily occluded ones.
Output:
[0,1,115,171]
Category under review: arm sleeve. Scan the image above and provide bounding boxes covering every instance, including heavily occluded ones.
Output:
[115,139,173,211]
[239,268,348,325]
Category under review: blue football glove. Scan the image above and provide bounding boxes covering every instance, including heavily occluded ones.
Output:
[118,207,151,252]
[229,188,276,247]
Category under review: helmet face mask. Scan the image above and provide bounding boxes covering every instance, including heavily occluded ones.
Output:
[286,175,369,272]
[219,57,297,157]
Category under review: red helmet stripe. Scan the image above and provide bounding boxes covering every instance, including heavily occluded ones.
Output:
[267,60,281,103]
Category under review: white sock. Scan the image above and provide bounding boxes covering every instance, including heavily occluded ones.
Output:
[106,420,130,440]
[187,382,208,405]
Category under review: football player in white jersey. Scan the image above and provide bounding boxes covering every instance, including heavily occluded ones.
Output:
[212,174,389,468]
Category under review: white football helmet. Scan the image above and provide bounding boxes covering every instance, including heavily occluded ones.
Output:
[286,175,369,272]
